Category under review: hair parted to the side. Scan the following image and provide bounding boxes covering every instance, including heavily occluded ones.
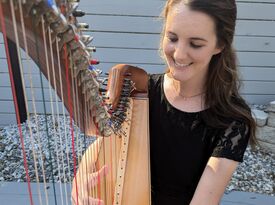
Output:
[160,0,257,145]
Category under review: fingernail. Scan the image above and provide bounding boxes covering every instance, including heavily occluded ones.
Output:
[104,165,109,175]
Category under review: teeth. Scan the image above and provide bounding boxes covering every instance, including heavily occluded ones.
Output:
[175,61,192,67]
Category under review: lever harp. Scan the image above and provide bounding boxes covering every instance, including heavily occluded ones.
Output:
[0,0,151,205]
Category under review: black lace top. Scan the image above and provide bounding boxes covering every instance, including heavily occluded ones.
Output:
[148,74,250,205]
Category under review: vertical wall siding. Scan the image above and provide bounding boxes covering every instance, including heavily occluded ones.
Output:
[0,0,275,126]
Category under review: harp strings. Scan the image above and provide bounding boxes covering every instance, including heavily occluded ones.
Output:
[2,0,120,204]
[80,71,91,203]
[63,39,81,205]
[0,1,35,205]
[47,22,67,205]
[39,15,63,205]
[17,1,50,204]
[56,36,72,205]
[10,1,75,204]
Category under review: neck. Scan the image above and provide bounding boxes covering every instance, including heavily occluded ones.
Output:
[169,76,206,99]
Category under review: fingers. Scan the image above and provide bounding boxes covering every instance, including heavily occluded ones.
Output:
[71,196,104,205]
[72,165,108,205]
[88,197,105,205]
[88,165,109,187]
[78,138,103,176]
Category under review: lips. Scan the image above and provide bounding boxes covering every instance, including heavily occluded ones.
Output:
[174,61,193,68]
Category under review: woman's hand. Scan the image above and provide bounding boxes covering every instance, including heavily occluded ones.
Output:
[71,137,108,205]
[71,164,108,205]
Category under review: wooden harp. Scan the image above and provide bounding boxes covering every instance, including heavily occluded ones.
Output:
[75,64,151,205]
[0,1,151,205]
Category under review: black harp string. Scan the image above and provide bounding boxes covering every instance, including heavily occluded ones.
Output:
[47,24,68,205]
[72,11,97,203]
[69,49,82,169]
[19,0,52,205]
[17,1,52,205]
[9,1,42,204]
[56,34,72,205]
[69,48,88,204]
[79,67,91,203]
[34,14,58,205]
[3,0,124,203]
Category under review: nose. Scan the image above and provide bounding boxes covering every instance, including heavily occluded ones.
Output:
[173,42,189,62]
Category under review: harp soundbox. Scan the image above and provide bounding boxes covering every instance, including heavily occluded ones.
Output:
[0,1,151,205]
[74,64,151,205]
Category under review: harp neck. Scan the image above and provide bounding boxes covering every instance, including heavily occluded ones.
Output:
[0,0,111,136]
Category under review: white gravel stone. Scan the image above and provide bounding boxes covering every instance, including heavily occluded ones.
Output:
[225,146,275,196]
[0,113,274,197]
[0,115,94,183]
[256,126,275,144]
[267,112,275,127]
[269,101,275,112]
[251,109,268,127]
[257,140,275,154]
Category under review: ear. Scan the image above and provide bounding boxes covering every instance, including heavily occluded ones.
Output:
[213,46,224,55]
[213,44,224,55]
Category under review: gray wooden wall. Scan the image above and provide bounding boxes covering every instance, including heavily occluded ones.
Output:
[0,0,275,126]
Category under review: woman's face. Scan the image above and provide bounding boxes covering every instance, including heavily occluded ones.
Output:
[162,3,222,85]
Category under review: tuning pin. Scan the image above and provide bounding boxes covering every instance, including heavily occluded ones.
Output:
[102,78,108,86]
[45,0,55,7]
[99,88,107,93]
[124,72,132,77]
[88,65,96,71]
[52,20,68,34]
[80,35,94,45]
[97,78,108,85]
[90,59,100,65]
[73,10,86,17]
[86,47,97,52]
[96,69,103,76]
[88,65,102,77]
[67,0,80,3]
[62,2,79,17]
[76,23,89,30]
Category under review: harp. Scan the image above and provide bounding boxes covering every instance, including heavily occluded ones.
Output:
[0,1,151,205]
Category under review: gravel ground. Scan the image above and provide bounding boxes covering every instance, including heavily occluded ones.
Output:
[0,115,94,184]
[0,113,274,196]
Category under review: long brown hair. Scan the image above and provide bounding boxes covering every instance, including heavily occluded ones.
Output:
[161,0,257,145]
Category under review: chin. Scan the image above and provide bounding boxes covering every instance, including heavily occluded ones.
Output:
[169,70,189,82]
[169,65,190,78]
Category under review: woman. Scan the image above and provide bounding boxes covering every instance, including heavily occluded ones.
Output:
[149,0,256,204]
[72,0,256,204]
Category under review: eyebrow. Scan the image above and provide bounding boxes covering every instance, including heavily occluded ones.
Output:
[166,31,208,42]
[190,37,208,42]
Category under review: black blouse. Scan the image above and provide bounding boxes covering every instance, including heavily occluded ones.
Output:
[148,74,250,205]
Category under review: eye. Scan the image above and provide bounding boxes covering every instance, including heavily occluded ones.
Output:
[166,35,178,43]
[190,42,203,49]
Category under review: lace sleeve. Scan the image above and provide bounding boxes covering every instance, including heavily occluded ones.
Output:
[211,120,250,162]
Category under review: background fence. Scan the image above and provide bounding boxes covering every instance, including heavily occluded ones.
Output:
[0,0,275,126]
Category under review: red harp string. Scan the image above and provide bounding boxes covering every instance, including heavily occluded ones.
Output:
[0,1,34,205]
[0,1,151,205]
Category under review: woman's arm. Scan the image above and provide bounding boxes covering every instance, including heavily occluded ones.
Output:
[189,157,238,205]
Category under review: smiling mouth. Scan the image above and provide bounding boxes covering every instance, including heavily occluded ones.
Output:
[174,61,193,68]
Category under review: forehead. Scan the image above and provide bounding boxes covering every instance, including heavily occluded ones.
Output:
[166,3,217,38]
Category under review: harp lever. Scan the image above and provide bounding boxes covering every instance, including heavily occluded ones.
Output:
[73,10,85,17]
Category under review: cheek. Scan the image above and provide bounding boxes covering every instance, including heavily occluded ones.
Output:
[162,40,174,57]
[190,49,215,63]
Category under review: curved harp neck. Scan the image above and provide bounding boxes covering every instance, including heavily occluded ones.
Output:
[106,64,149,108]
[0,0,112,136]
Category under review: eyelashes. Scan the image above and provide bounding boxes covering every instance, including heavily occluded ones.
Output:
[190,42,203,49]
[166,36,204,49]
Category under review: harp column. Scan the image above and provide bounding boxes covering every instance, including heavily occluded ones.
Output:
[6,38,27,123]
